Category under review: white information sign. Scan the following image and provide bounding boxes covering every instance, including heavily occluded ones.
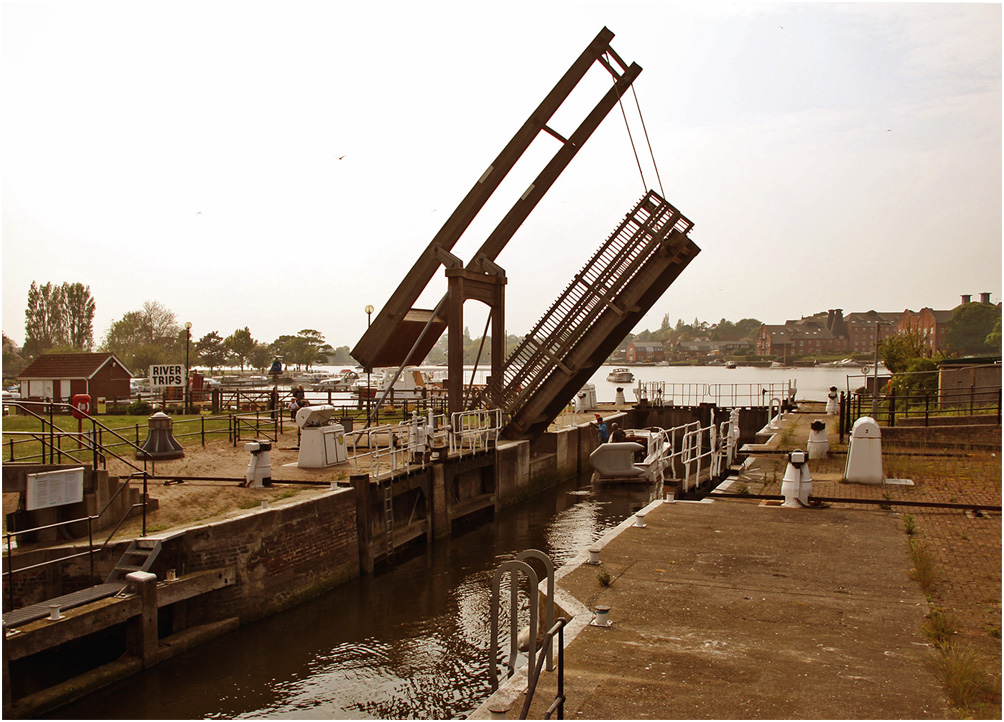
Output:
[26,467,85,511]
[150,364,184,388]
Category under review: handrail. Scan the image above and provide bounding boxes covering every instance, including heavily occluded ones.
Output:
[3,400,152,476]
[2,471,148,607]
[520,617,568,719]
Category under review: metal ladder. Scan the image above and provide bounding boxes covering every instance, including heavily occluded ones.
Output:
[105,537,162,583]
[382,481,394,562]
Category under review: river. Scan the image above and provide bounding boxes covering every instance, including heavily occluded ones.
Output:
[297,362,878,407]
[50,477,658,719]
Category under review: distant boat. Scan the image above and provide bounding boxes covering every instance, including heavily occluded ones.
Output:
[606,367,634,383]
[725,361,737,369]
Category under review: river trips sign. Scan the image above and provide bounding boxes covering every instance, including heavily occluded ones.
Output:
[150,364,184,388]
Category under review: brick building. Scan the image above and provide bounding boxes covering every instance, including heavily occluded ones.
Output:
[626,340,665,363]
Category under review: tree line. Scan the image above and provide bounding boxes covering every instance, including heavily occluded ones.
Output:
[5,282,339,378]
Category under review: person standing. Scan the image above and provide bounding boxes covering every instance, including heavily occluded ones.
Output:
[593,414,609,443]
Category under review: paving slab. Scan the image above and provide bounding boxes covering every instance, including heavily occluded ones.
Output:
[493,498,948,719]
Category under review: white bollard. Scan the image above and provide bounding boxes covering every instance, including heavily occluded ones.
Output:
[591,605,611,627]
[781,450,807,508]
[807,419,829,460]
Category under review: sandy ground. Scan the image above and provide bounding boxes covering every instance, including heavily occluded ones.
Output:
[106,427,355,538]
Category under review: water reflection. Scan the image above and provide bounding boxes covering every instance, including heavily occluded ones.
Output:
[52,477,658,720]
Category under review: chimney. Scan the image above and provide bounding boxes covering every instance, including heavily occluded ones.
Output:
[826,310,835,330]
[980,292,991,304]
[830,309,847,338]
[961,294,972,304]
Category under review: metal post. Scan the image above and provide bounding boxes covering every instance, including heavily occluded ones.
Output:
[365,304,373,426]
[871,321,880,417]
[184,321,192,415]
[88,516,95,584]
[48,401,54,463]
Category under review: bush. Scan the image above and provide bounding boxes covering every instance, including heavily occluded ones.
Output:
[127,399,153,416]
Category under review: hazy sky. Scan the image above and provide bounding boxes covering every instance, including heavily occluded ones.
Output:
[3,1,1001,354]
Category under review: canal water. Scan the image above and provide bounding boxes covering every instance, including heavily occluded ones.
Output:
[51,476,658,719]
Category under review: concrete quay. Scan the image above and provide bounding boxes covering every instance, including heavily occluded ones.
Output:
[479,496,947,719]
[472,407,978,719]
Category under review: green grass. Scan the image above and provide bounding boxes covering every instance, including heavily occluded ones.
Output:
[2,412,235,463]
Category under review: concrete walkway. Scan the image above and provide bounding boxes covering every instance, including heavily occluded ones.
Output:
[473,408,952,719]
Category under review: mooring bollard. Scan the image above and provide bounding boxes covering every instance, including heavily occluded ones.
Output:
[591,605,611,627]
[587,547,601,565]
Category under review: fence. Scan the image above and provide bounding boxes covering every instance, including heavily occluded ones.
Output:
[840,382,1002,432]
[2,471,149,610]
[661,408,741,492]
[632,381,795,408]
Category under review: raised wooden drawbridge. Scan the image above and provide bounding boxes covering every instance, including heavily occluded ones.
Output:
[351,27,700,441]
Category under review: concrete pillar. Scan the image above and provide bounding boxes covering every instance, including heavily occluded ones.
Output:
[125,571,159,663]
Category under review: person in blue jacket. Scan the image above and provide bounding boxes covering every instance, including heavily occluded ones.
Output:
[593,414,609,443]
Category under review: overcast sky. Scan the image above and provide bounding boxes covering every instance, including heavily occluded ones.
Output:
[3,1,1001,354]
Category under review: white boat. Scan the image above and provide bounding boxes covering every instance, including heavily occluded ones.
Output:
[606,367,634,383]
[359,367,428,400]
[589,427,670,484]
[312,369,359,392]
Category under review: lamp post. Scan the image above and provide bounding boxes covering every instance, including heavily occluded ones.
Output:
[184,321,192,414]
[365,305,374,421]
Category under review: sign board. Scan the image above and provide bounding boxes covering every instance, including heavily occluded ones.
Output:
[26,467,85,511]
[150,364,184,388]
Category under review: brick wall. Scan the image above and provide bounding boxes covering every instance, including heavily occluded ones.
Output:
[174,488,360,624]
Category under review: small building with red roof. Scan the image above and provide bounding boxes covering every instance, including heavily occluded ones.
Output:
[17,352,132,404]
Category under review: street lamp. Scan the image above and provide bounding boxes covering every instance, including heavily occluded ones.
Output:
[365,305,374,421]
[184,321,192,414]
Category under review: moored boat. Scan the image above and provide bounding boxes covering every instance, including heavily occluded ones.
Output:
[589,427,670,483]
[606,367,634,383]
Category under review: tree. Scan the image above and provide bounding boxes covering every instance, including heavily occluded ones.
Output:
[248,342,274,372]
[62,283,96,350]
[296,329,327,370]
[100,301,182,372]
[2,333,26,378]
[23,281,97,356]
[891,357,939,394]
[943,302,1001,356]
[329,345,354,365]
[196,332,228,372]
[225,327,256,370]
[879,330,930,373]
[986,316,1001,350]
[24,281,66,357]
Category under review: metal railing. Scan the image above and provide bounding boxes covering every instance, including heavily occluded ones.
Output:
[841,382,1002,430]
[520,618,568,719]
[347,412,451,478]
[2,401,152,476]
[660,410,741,492]
[449,409,502,456]
[2,471,149,610]
[633,381,795,408]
